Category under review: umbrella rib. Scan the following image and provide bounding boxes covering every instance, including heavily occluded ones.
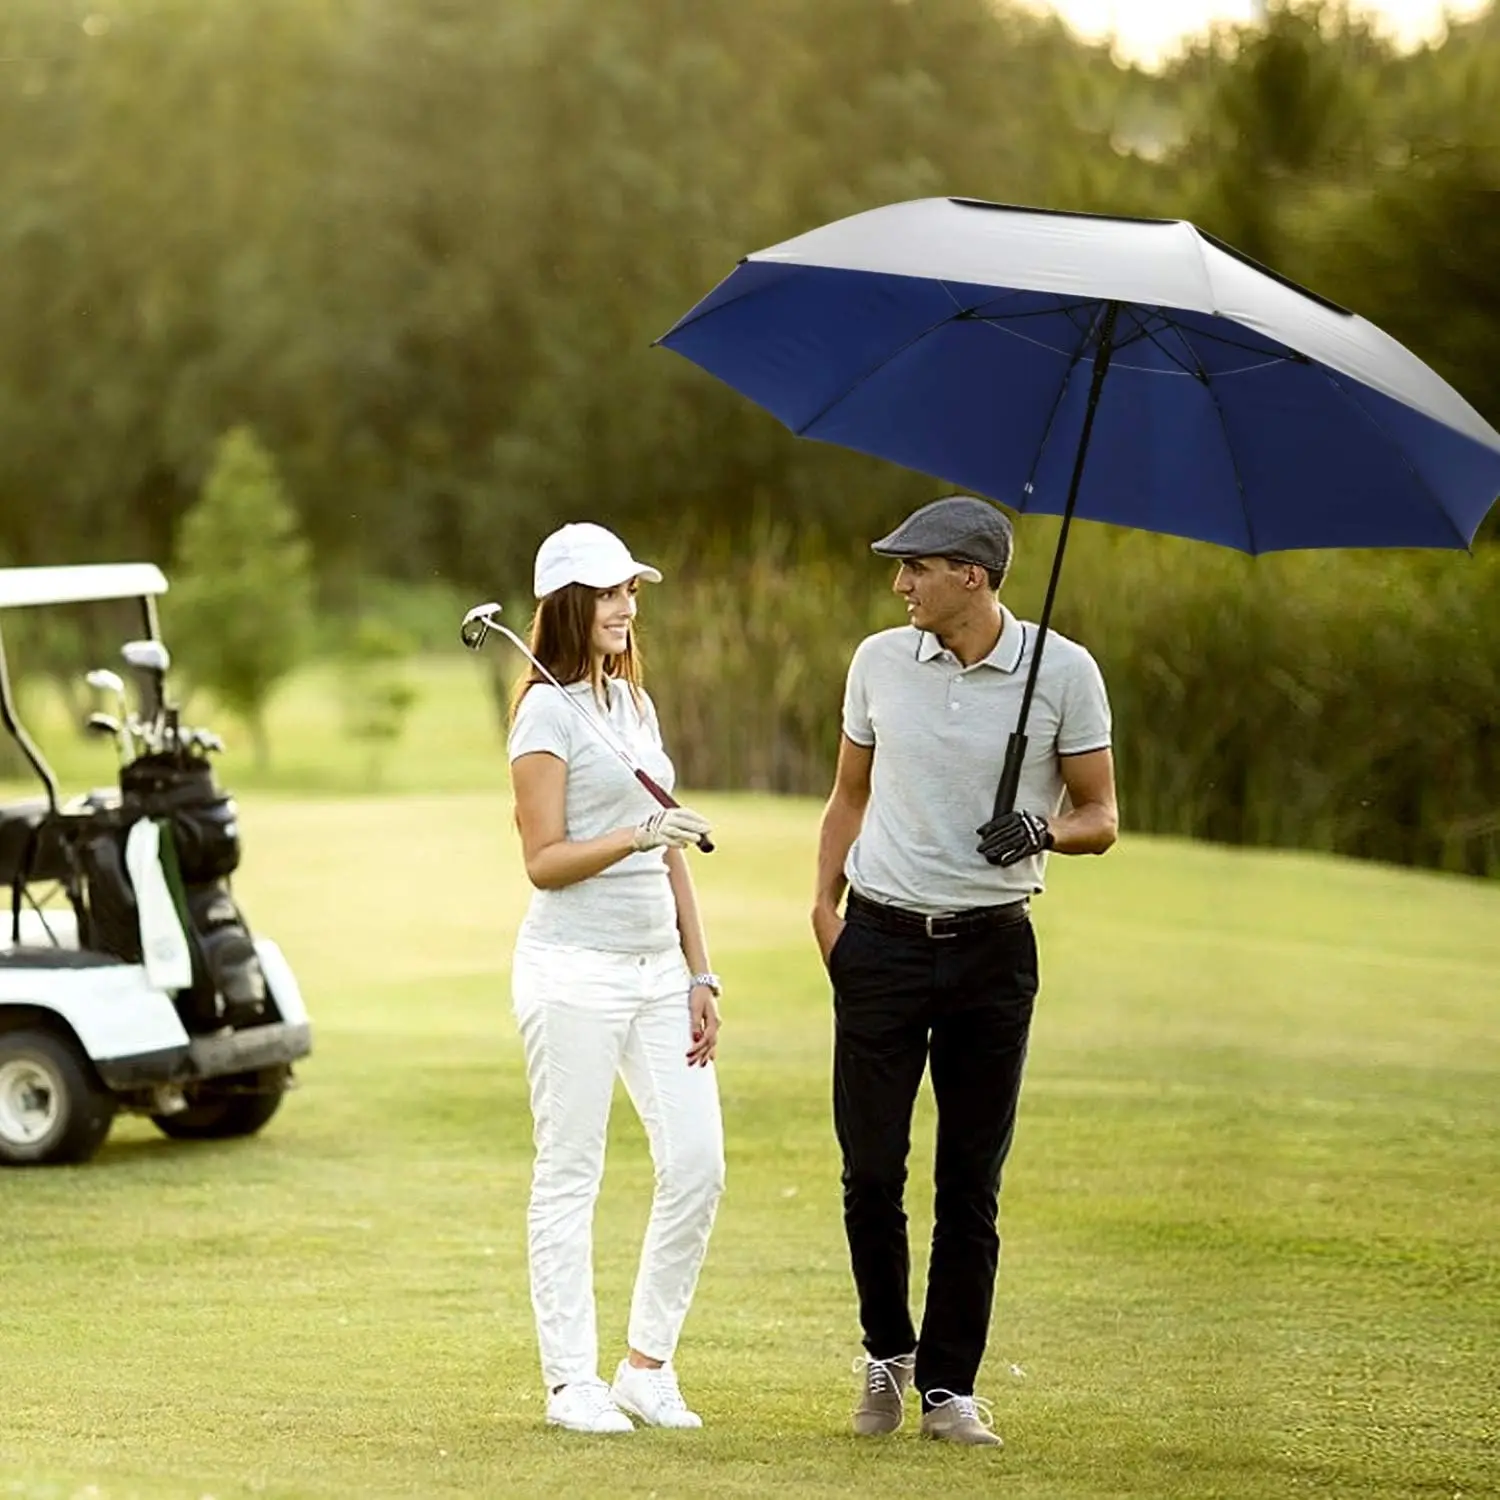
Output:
[1315,369,1474,550]
[787,309,972,437]
[791,285,1106,434]
[1016,304,1108,510]
[967,299,1109,363]
[1165,327,1260,552]
[653,262,801,343]
[1171,321,1307,365]
[1115,312,1205,381]
[1202,376,1259,554]
[968,300,1101,326]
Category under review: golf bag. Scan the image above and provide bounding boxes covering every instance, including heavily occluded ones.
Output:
[120,753,241,884]
[77,754,268,1032]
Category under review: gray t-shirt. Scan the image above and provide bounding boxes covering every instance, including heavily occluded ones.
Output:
[508,677,679,953]
[843,609,1111,913]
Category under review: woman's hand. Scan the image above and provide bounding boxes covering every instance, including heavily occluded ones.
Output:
[686,983,720,1067]
[634,806,713,851]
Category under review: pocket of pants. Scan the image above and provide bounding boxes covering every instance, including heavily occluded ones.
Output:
[511,938,611,1018]
[826,919,852,976]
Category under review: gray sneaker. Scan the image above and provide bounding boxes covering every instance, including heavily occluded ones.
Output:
[920,1389,1003,1447]
[852,1351,915,1436]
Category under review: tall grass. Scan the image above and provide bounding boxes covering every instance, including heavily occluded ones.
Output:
[637,521,1500,877]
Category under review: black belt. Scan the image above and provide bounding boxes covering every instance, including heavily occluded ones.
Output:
[846,889,1029,941]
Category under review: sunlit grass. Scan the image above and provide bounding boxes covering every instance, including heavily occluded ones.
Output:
[1,782,1496,1498]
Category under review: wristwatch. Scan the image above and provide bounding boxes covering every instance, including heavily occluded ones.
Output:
[690,971,722,997]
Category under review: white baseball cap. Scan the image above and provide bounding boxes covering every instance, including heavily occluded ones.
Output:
[533,522,663,599]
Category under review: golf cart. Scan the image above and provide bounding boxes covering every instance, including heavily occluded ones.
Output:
[0,563,311,1166]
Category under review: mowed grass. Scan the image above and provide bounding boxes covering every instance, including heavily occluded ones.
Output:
[1,661,1497,1498]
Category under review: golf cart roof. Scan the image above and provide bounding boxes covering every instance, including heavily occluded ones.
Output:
[0,564,168,611]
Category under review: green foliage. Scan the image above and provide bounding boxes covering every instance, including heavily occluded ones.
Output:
[336,616,418,788]
[167,425,314,765]
[0,0,1497,867]
[636,525,1500,875]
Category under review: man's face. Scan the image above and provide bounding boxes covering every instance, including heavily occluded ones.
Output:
[891,555,982,633]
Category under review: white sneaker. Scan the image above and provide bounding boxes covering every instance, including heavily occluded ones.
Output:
[610,1359,703,1428]
[545,1378,635,1434]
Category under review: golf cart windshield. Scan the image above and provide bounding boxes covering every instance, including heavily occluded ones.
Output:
[0,564,168,810]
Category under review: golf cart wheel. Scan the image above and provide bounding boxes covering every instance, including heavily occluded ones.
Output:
[151,1067,287,1141]
[0,1029,118,1167]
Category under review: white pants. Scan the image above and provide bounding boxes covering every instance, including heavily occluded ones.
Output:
[512,938,726,1388]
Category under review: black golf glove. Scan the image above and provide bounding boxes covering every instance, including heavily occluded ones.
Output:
[976,809,1054,867]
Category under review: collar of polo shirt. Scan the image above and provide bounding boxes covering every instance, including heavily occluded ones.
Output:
[914,604,1026,673]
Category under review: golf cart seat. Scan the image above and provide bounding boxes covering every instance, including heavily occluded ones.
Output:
[0,799,72,888]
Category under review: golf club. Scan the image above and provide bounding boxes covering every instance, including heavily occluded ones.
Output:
[460,601,714,854]
[121,639,174,753]
[84,712,129,767]
[86,667,135,759]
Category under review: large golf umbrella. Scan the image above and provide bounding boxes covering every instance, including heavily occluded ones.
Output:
[657,197,1500,813]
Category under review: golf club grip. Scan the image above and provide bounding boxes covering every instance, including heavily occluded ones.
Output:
[634,769,715,854]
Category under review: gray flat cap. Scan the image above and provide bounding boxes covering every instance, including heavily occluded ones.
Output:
[871,495,1015,574]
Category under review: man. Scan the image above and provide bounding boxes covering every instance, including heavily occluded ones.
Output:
[812,494,1117,1448]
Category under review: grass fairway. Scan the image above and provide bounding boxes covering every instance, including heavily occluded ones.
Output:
[1,790,1497,1500]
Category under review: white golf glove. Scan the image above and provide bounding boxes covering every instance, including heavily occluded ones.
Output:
[632,806,712,851]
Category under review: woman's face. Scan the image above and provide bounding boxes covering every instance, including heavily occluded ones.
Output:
[591,578,639,659]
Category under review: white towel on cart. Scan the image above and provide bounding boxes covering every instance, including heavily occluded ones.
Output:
[124,819,193,992]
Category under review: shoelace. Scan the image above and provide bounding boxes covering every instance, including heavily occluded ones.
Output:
[568,1380,624,1418]
[636,1366,688,1412]
[852,1352,915,1396]
[925,1388,996,1429]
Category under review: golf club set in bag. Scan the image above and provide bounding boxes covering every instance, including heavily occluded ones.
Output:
[13,639,267,1034]
[459,601,713,853]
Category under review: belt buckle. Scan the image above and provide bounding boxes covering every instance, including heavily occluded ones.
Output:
[924,913,957,940]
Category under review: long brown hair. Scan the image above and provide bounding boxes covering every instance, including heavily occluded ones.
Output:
[508,581,645,723]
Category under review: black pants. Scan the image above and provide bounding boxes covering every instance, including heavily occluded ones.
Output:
[830,898,1039,1401]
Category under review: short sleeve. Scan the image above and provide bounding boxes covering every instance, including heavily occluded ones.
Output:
[842,641,875,747]
[1057,648,1112,756]
[508,686,574,764]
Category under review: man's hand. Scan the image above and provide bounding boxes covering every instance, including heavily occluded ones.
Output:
[811,903,846,968]
[976,809,1054,867]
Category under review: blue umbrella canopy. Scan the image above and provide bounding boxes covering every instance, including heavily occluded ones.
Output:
[658,198,1500,814]
[659,198,1500,553]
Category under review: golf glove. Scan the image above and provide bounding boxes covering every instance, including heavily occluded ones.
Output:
[976,809,1054,867]
[633,806,713,851]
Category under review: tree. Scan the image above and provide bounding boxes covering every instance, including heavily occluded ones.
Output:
[168,426,314,767]
[337,617,418,789]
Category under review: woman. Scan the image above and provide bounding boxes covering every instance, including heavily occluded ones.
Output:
[507,521,725,1434]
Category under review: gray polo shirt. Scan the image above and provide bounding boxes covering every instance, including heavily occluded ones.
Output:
[508,678,679,954]
[843,608,1111,913]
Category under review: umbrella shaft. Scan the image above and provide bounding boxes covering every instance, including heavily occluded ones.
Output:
[994,300,1120,817]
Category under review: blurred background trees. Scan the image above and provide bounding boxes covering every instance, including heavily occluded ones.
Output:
[0,0,1496,870]
[168,425,314,767]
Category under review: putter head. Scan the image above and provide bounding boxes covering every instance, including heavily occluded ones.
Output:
[460,601,503,651]
[86,668,126,696]
[85,712,121,737]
